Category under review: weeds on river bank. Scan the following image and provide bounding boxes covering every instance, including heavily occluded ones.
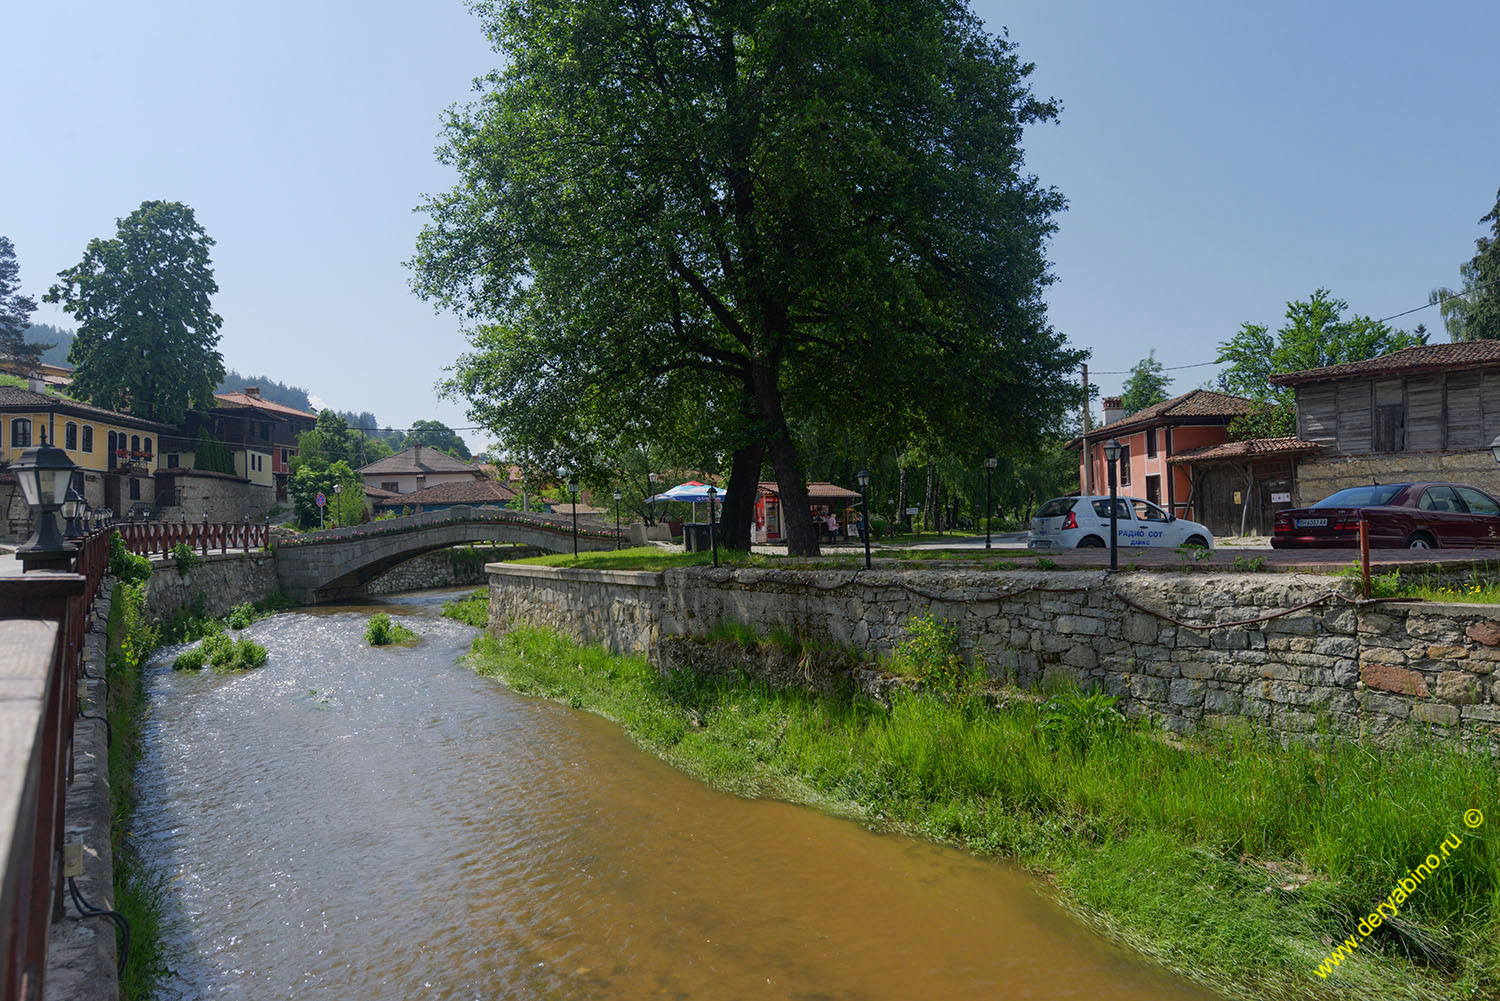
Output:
[465,625,1500,1001]
[440,588,488,627]
[171,631,269,672]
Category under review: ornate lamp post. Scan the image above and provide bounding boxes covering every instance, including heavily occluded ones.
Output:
[856,469,871,569]
[332,481,342,529]
[13,431,78,571]
[705,485,719,567]
[613,489,622,549]
[1103,438,1123,572]
[62,471,86,541]
[984,450,997,549]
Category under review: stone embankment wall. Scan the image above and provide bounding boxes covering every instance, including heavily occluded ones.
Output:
[368,545,545,595]
[143,551,279,620]
[486,563,1500,747]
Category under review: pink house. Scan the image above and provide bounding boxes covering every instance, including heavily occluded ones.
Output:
[1069,390,1254,519]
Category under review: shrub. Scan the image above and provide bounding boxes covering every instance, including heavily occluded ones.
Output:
[888,613,974,690]
[366,612,418,646]
[170,541,199,576]
[108,532,152,586]
[175,631,266,671]
[1038,687,1126,755]
[226,602,255,630]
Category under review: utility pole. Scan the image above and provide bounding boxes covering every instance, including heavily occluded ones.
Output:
[1081,363,1095,495]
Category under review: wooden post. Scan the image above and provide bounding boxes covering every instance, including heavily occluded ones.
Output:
[1359,513,1372,598]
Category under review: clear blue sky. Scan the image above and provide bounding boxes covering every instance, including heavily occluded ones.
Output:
[9,1,1499,448]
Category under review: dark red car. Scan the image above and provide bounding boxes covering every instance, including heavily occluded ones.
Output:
[1271,482,1500,549]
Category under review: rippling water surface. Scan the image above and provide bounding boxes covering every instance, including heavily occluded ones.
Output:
[135,588,1219,1001]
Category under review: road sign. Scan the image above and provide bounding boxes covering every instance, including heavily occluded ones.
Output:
[315,492,327,508]
[906,507,919,515]
[1271,492,1291,503]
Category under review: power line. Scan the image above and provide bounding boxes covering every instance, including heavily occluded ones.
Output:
[1086,278,1500,376]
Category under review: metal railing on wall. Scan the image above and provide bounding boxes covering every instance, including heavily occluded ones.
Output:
[0,529,109,1001]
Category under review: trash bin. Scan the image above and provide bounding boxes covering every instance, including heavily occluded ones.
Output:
[683,523,713,552]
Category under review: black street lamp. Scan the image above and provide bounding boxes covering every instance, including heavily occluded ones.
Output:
[613,490,622,549]
[565,472,579,557]
[13,430,78,571]
[1103,437,1122,572]
[984,450,997,549]
[705,485,719,567]
[62,471,86,541]
[856,469,871,569]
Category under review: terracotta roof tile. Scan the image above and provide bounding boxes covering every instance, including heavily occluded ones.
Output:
[358,443,484,476]
[374,478,516,508]
[1068,389,1255,448]
[757,481,863,500]
[1166,437,1323,464]
[0,385,177,432]
[1269,340,1500,386]
[213,392,319,421]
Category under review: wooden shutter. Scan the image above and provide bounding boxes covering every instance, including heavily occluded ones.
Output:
[1406,376,1443,451]
[1337,381,1372,452]
[1297,386,1338,448]
[1446,372,1482,449]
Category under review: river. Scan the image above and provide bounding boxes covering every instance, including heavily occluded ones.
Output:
[134,588,1220,1001]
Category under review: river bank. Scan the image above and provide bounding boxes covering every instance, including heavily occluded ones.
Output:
[464,624,1500,1001]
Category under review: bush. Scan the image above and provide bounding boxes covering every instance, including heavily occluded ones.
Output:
[226,602,254,630]
[170,541,199,576]
[174,631,267,672]
[888,613,974,690]
[366,612,418,646]
[440,589,488,628]
[108,531,152,586]
[1038,688,1126,755]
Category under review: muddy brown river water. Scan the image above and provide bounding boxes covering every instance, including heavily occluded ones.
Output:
[135,589,1222,1001]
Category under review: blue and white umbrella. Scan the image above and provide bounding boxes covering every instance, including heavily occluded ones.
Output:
[648,480,718,522]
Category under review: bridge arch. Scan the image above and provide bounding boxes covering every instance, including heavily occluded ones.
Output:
[274,506,620,603]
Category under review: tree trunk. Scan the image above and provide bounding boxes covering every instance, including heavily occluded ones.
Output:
[924,462,936,532]
[719,439,765,551]
[896,457,907,533]
[751,363,819,556]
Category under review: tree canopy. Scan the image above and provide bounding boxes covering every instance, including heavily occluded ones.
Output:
[1120,351,1172,414]
[1430,187,1500,341]
[45,201,224,425]
[413,0,1081,554]
[1216,289,1426,439]
[403,419,471,459]
[0,237,49,374]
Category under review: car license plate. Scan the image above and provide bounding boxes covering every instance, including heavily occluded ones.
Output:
[1030,539,1052,548]
[1296,518,1328,528]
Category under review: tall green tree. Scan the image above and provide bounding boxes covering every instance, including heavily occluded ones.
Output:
[0,236,50,374]
[404,419,471,460]
[1216,289,1426,439]
[1430,187,1500,341]
[0,237,50,373]
[44,201,224,424]
[413,0,1080,555]
[1120,351,1172,414]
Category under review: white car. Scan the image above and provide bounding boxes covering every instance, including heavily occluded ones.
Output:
[1028,495,1214,551]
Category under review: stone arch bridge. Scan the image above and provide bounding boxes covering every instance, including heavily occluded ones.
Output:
[275,506,620,603]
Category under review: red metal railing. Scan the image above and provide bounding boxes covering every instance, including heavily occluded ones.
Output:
[116,520,270,558]
[0,530,109,1001]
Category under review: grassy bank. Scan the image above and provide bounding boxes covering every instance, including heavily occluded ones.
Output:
[465,625,1499,1001]
[507,545,1036,571]
[103,581,170,1000]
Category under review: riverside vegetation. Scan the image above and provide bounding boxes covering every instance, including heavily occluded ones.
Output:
[365,612,418,646]
[464,619,1499,1001]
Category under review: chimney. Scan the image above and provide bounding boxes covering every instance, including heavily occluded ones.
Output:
[1103,396,1125,425]
[28,376,48,395]
[244,386,261,399]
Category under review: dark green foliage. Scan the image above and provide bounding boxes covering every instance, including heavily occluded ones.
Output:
[0,236,48,372]
[365,612,417,646]
[413,0,1082,556]
[403,418,470,459]
[44,201,224,424]
[169,541,198,576]
[24,322,72,366]
[108,531,152,585]
[1120,351,1172,414]
[192,427,235,475]
[226,601,254,630]
[174,631,267,671]
[1038,688,1125,754]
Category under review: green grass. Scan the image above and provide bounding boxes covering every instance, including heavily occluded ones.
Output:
[508,545,1038,572]
[440,588,489,627]
[464,625,1500,1001]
